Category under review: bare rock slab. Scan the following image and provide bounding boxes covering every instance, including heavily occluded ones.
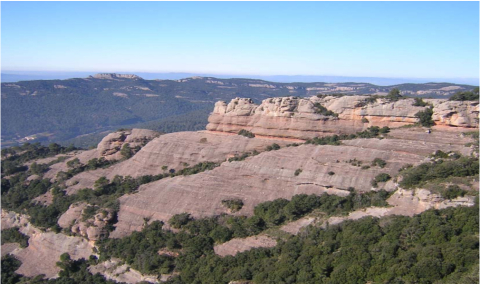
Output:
[214,235,277,257]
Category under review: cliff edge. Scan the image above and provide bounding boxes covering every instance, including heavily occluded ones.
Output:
[207,96,479,139]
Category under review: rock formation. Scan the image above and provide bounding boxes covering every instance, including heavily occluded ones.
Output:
[214,235,277,257]
[43,128,160,182]
[110,128,475,238]
[89,258,159,284]
[63,131,294,194]
[1,210,94,278]
[96,128,160,160]
[58,203,115,241]
[91,73,142,80]
[207,96,479,139]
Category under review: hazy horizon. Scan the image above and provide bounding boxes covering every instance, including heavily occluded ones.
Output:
[2,69,478,86]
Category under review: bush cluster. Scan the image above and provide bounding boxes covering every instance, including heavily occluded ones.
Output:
[238,129,255,138]
[306,126,390,146]
[449,87,479,101]
[221,199,244,212]
[415,107,435,127]
[313,103,338,117]
[400,156,479,189]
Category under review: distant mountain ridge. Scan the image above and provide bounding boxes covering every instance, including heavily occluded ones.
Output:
[2,71,479,85]
[1,73,477,147]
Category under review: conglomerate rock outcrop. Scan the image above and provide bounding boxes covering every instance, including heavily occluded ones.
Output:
[110,128,475,238]
[1,210,94,279]
[42,128,160,182]
[63,131,294,194]
[57,202,115,241]
[206,96,479,139]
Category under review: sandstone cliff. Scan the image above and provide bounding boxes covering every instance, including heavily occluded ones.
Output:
[43,128,160,182]
[206,96,479,139]
[63,131,294,194]
[1,210,94,278]
[91,73,142,80]
[110,128,475,238]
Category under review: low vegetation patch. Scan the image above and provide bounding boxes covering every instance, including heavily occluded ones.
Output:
[1,227,29,248]
[221,199,244,213]
[266,143,281,151]
[412,97,429,107]
[371,173,391,187]
[400,155,479,189]
[415,107,435,127]
[313,103,338,117]
[306,126,390,146]
[238,129,255,138]
[442,185,468,200]
[1,142,79,177]
[228,150,259,162]
[449,87,479,101]
[385,88,404,102]
[371,158,387,168]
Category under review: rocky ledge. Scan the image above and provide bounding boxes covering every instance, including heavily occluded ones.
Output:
[206,96,479,139]
[90,73,142,80]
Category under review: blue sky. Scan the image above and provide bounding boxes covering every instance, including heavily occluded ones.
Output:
[1,1,479,80]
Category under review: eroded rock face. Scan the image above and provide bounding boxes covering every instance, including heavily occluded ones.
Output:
[43,129,160,183]
[324,188,476,228]
[97,128,160,160]
[110,127,476,238]
[64,131,294,194]
[207,96,479,139]
[58,203,114,241]
[429,99,479,127]
[91,73,142,80]
[110,141,424,237]
[13,231,94,278]
[214,235,277,257]
[89,258,159,284]
[1,210,94,279]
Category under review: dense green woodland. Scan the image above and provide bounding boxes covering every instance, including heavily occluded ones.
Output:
[2,202,479,284]
[2,76,477,147]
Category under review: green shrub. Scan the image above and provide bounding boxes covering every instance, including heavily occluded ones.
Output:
[294,169,302,176]
[221,199,244,212]
[431,150,449,159]
[385,88,403,101]
[379,126,390,134]
[1,228,29,248]
[415,107,435,127]
[266,143,281,151]
[449,87,479,101]
[442,185,467,200]
[374,173,391,183]
[169,213,192,229]
[313,103,338,117]
[228,150,259,162]
[120,143,133,159]
[371,158,387,168]
[238,129,255,138]
[413,97,428,107]
[400,156,479,188]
